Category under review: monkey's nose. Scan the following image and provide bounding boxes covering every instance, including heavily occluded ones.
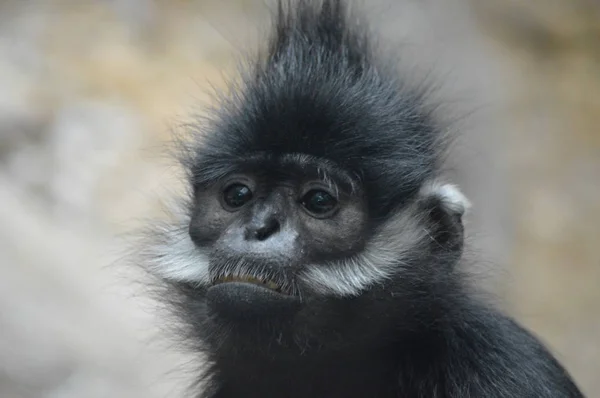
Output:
[245,218,281,241]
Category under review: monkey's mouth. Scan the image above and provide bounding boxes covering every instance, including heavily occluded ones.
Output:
[213,275,289,295]
[207,274,301,319]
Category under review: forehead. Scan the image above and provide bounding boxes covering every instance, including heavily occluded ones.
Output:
[192,151,360,192]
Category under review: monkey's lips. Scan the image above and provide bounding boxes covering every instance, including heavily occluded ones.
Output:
[207,276,302,319]
[213,275,285,293]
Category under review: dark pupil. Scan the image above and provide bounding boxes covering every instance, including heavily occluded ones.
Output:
[303,190,337,214]
[224,184,252,208]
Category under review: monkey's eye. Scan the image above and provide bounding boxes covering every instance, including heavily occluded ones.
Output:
[222,183,253,210]
[301,189,338,217]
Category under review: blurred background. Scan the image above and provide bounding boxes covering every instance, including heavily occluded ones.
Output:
[0,0,598,397]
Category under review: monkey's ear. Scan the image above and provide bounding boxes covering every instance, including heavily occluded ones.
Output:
[418,181,471,255]
[420,182,471,218]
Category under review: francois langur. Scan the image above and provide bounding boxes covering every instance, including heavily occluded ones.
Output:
[141,1,583,397]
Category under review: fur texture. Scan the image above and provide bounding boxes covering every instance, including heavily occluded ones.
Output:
[143,1,584,397]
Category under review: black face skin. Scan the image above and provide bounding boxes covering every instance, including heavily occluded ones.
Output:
[189,156,368,275]
[149,1,584,397]
[188,154,368,331]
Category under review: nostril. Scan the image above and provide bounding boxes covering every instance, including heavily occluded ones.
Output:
[251,218,280,241]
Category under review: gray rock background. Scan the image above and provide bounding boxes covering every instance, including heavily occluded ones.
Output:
[0,0,598,396]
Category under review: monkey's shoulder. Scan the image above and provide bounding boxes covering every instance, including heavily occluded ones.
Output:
[395,306,583,397]
[204,308,582,398]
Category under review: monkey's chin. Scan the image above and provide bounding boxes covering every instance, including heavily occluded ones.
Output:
[207,282,302,320]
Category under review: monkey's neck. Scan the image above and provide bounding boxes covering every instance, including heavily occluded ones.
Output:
[207,349,401,398]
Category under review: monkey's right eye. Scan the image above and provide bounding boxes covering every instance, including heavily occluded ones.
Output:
[222,183,253,210]
[300,189,338,218]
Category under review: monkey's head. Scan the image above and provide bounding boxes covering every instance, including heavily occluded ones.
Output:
[148,1,470,359]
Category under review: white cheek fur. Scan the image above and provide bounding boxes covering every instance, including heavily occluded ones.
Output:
[299,181,469,297]
[142,197,211,284]
[147,181,468,297]
[147,229,211,284]
[299,204,426,297]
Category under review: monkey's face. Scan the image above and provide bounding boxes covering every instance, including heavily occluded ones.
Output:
[187,155,368,320]
[150,152,469,356]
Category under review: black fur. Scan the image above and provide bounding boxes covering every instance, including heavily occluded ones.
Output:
[189,0,441,218]
[152,1,583,397]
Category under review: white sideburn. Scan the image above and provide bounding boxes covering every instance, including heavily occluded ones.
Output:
[148,229,211,283]
[300,181,470,297]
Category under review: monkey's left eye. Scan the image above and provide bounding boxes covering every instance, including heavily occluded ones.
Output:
[301,189,338,217]
[222,183,253,210]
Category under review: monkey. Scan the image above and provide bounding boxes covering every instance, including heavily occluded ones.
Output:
[141,1,584,397]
